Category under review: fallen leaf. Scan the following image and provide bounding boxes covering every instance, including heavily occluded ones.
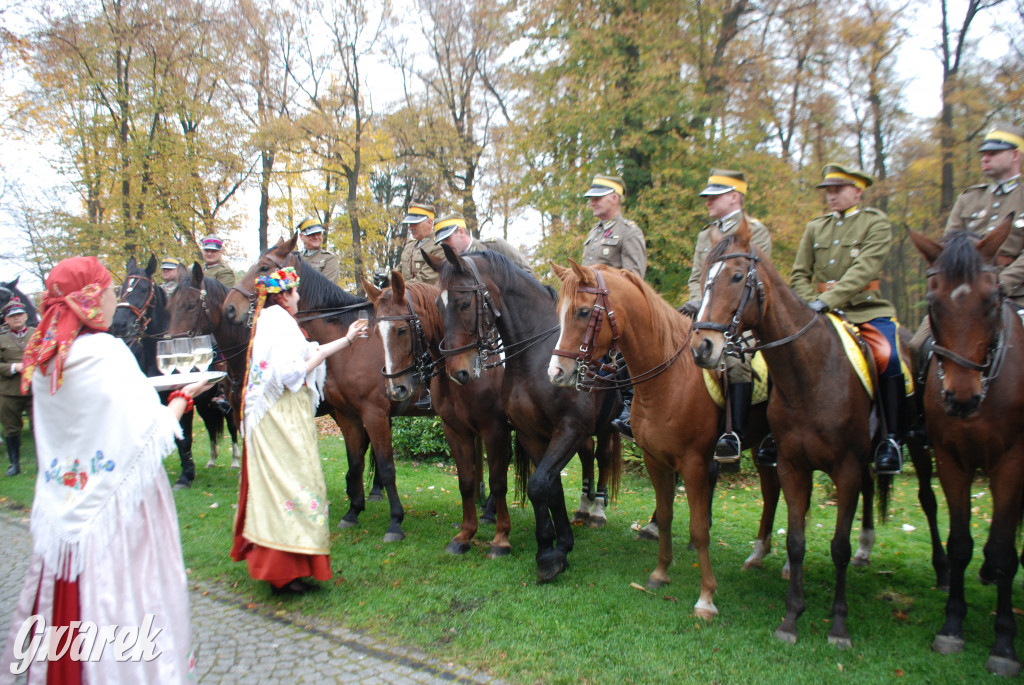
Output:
[630,582,655,594]
[894,669,905,677]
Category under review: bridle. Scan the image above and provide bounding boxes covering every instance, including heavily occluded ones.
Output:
[438,258,503,365]
[176,282,250,364]
[230,249,294,328]
[115,273,157,346]
[377,299,441,388]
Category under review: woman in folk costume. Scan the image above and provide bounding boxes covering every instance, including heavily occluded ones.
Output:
[230,267,367,595]
[2,257,213,684]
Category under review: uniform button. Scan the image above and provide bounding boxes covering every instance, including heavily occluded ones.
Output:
[829,259,835,264]
[993,202,1001,208]
[837,221,843,227]
[833,239,839,245]
[990,215,998,221]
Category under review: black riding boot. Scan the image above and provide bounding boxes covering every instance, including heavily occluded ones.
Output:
[906,337,932,445]
[755,434,777,467]
[173,439,195,491]
[414,390,433,411]
[611,384,634,439]
[5,435,21,476]
[715,382,753,464]
[874,375,906,475]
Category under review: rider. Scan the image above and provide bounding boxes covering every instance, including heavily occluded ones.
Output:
[201,235,236,287]
[298,216,342,283]
[580,173,647,439]
[161,257,185,295]
[682,169,773,465]
[791,164,907,475]
[399,201,447,286]
[0,298,34,476]
[433,211,534,275]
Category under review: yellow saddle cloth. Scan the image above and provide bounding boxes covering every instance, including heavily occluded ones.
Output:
[823,313,913,399]
[702,352,770,409]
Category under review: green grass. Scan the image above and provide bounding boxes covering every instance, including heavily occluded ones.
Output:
[0,422,1015,683]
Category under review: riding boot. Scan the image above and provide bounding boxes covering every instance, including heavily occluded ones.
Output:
[5,435,21,476]
[173,441,195,491]
[755,434,777,467]
[874,375,906,475]
[905,337,932,445]
[610,384,634,439]
[714,382,752,464]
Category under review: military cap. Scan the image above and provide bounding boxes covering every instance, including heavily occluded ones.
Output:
[297,216,325,235]
[161,257,185,270]
[434,212,468,243]
[699,169,748,196]
[583,174,626,198]
[401,202,436,225]
[978,123,1024,152]
[200,235,223,251]
[816,164,874,190]
[2,298,26,317]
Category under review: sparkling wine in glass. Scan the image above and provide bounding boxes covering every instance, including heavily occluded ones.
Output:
[156,340,176,375]
[172,338,194,373]
[357,310,370,338]
[191,335,214,372]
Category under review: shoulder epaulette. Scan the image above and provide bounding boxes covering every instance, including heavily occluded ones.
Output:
[862,207,888,217]
[961,183,988,193]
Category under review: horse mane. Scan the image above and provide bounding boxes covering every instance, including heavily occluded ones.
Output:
[934,230,986,282]
[201,275,228,305]
[402,282,444,335]
[440,251,556,302]
[292,253,368,324]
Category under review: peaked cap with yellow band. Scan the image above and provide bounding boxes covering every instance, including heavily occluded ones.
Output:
[433,212,468,243]
[699,169,748,196]
[296,216,325,235]
[161,257,185,270]
[401,201,436,225]
[583,174,625,198]
[816,164,874,190]
[978,122,1024,153]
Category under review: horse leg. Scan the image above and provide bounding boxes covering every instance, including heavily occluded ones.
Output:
[444,427,479,555]
[224,406,241,469]
[475,436,497,523]
[172,410,195,490]
[689,459,719,550]
[366,414,405,543]
[744,463,781,570]
[573,437,595,525]
[527,434,575,584]
[336,417,369,529]
[851,465,875,567]
[775,468,812,644]
[908,442,949,589]
[368,467,385,502]
[644,452,675,589]
[980,474,1023,676]
[589,433,614,528]
[827,462,861,649]
[483,424,513,558]
[680,456,718,619]
[932,459,973,655]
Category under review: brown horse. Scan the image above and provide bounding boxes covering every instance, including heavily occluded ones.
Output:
[427,247,622,584]
[910,219,1024,677]
[223,235,426,542]
[363,271,516,557]
[548,260,779,618]
[689,219,946,648]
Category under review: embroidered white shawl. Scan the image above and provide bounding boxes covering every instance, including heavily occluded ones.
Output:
[243,305,325,436]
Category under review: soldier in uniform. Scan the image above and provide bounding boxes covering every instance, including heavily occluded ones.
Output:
[0,298,34,476]
[791,164,907,475]
[200,235,236,287]
[580,174,647,437]
[161,257,185,294]
[399,201,446,286]
[433,212,534,276]
[298,216,342,283]
[682,170,773,464]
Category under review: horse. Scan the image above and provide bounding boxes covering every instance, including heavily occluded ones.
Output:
[165,263,245,468]
[222,235,425,542]
[426,247,622,584]
[109,255,235,488]
[0,276,39,327]
[909,218,1024,677]
[688,219,947,648]
[547,260,780,618]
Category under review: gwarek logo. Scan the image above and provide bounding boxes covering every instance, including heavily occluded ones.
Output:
[9,614,163,675]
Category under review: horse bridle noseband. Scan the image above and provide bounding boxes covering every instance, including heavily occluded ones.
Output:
[115,274,157,345]
[377,300,440,387]
[551,270,621,389]
[438,258,503,365]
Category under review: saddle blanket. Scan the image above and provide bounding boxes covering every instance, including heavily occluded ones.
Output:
[825,313,912,400]
[702,352,770,409]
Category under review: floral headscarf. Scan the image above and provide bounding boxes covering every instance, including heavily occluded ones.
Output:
[256,267,300,294]
[22,256,112,395]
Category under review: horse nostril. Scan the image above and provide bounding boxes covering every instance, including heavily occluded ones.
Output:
[454,370,469,385]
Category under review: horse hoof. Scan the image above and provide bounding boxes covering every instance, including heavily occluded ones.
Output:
[337,519,357,529]
[646,576,669,590]
[979,572,996,586]
[774,628,798,645]
[481,514,497,525]
[850,555,870,568]
[742,557,764,571]
[986,655,1023,677]
[572,511,590,525]
[383,531,405,543]
[828,635,852,650]
[205,459,217,468]
[587,516,606,529]
[693,601,718,621]
[368,492,385,502]
[931,634,965,655]
[536,555,568,584]
[230,460,240,469]
[636,525,658,541]
[446,540,471,555]
[486,545,512,559]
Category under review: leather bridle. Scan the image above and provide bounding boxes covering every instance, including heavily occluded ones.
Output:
[115,273,157,346]
[438,258,502,365]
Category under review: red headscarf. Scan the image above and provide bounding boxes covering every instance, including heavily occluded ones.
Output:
[22,256,113,395]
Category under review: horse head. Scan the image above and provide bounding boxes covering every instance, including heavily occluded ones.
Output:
[224,233,299,326]
[167,262,215,338]
[110,254,163,342]
[548,260,620,388]
[364,270,435,402]
[911,217,1012,418]
[690,218,765,369]
[429,245,503,386]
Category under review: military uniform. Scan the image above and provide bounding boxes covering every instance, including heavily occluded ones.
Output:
[464,236,533,275]
[302,249,341,283]
[400,236,446,286]
[687,213,772,308]
[580,215,647,278]
[0,325,33,438]
[203,261,236,288]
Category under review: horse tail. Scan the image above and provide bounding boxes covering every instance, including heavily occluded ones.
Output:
[605,432,622,503]
[512,431,532,507]
[877,472,892,525]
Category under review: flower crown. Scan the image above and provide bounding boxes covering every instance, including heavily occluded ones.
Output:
[256,267,300,294]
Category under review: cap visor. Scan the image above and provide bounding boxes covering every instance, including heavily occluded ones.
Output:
[816,178,853,188]
[434,228,457,243]
[978,141,1016,152]
[698,184,733,196]
[583,186,615,198]
[301,228,324,235]
[402,214,429,224]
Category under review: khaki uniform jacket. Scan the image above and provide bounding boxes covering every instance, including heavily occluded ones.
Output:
[790,207,896,325]
[580,215,647,278]
[203,261,236,288]
[464,237,534,276]
[400,236,447,286]
[303,249,341,283]
[0,326,33,396]
[686,213,772,308]
[944,178,1024,304]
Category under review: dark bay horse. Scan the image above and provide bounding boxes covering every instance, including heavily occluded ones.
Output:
[427,247,622,584]
[222,235,425,542]
[689,220,946,648]
[0,277,39,327]
[547,260,777,619]
[364,271,516,556]
[910,219,1024,677]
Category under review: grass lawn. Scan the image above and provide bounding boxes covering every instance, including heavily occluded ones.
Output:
[0,417,1014,684]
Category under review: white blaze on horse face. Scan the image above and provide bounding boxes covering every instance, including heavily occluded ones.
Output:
[698,262,724,320]
[379,320,398,376]
[439,289,449,308]
[950,283,972,302]
[548,295,574,382]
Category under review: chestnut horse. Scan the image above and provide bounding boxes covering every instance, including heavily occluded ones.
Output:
[689,220,946,648]
[910,219,1024,677]
[223,236,426,542]
[548,261,778,619]
[427,247,622,584]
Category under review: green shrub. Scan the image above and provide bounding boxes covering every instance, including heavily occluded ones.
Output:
[391,415,450,459]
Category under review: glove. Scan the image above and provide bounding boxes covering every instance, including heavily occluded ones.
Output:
[680,301,699,317]
[808,299,829,314]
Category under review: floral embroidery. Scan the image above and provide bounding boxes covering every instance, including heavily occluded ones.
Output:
[44,450,117,490]
[283,486,327,527]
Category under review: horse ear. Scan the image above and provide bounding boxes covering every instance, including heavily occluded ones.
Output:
[191,262,204,287]
[8,276,18,288]
[567,258,595,286]
[908,228,943,265]
[275,235,294,260]
[361,274,382,303]
[549,261,570,280]
[439,243,465,273]
[977,214,1014,262]
[145,254,157,275]
[735,216,752,249]
[422,250,445,273]
[392,271,407,303]
[127,255,138,273]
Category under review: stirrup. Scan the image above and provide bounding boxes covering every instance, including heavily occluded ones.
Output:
[713,432,741,464]
[873,438,902,475]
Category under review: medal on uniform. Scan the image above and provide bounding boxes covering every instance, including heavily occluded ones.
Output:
[850,248,860,258]
[602,248,610,255]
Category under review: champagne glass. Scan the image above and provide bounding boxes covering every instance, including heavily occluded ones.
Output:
[172,337,193,374]
[156,340,176,375]
[191,335,214,373]
[357,310,370,338]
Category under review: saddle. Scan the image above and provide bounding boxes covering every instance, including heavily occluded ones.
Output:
[702,352,770,410]
[826,314,912,399]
